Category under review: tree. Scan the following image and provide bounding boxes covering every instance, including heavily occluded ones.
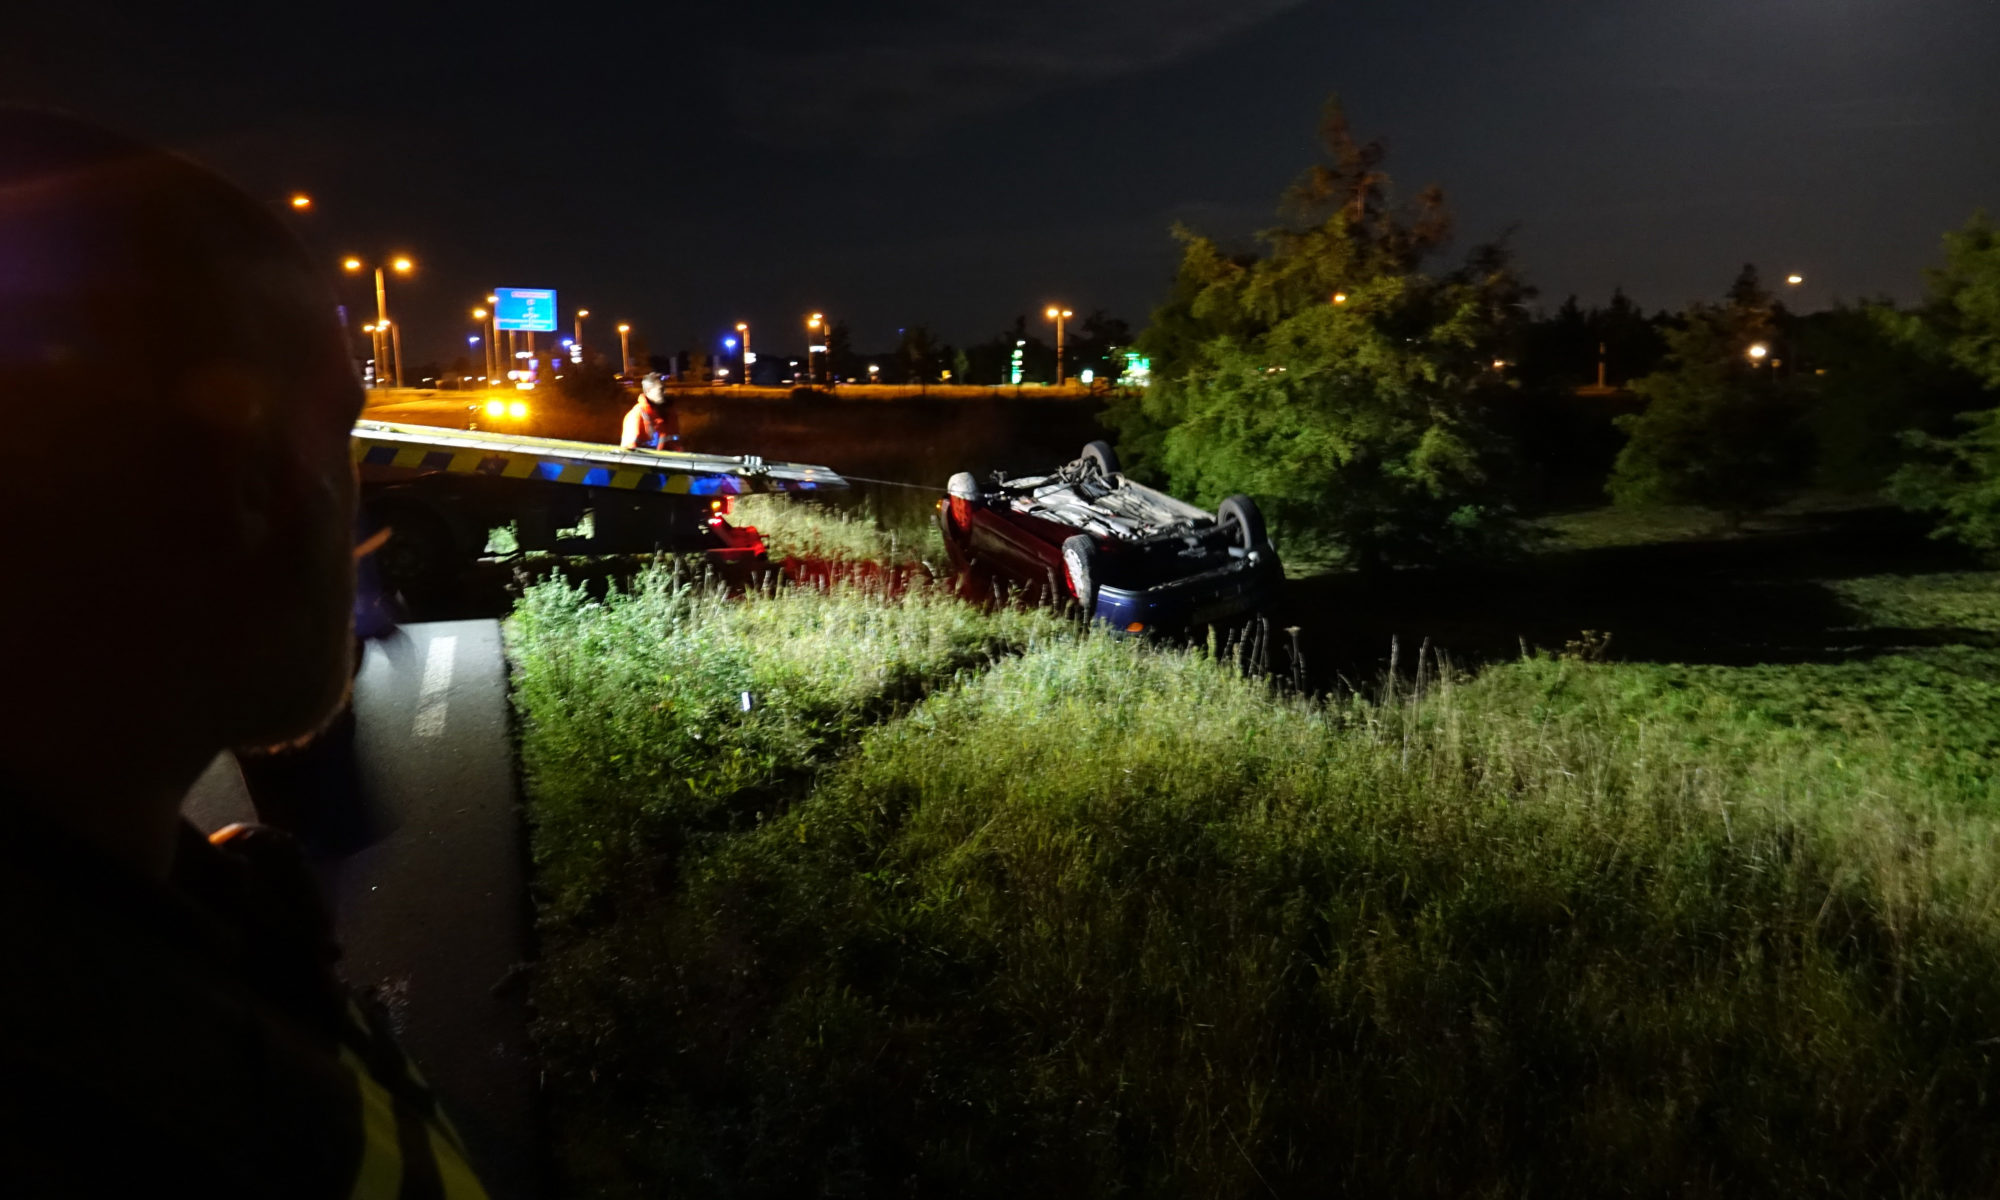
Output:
[1887,213,2000,549]
[895,325,942,384]
[1793,302,1979,491]
[1608,266,1810,527]
[826,320,862,384]
[1068,309,1133,385]
[1104,98,1527,567]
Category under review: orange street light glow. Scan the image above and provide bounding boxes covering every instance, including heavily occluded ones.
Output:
[472,308,487,319]
[1333,291,1349,304]
[1786,273,1804,285]
[343,257,363,272]
[736,322,748,331]
[1747,342,1770,360]
[617,323,630,333]
[391,257,413,272]
[577,308,589,317]
[290,194,312,209]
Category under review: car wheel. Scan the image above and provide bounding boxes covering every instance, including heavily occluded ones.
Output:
[1060,534,1098,613]
[1217,494,1267,551]
[1080,440,1120,477]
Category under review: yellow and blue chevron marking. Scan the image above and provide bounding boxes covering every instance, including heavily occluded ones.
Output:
[350,419,844,496]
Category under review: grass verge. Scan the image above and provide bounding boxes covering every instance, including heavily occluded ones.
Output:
[509,539,2000,1196]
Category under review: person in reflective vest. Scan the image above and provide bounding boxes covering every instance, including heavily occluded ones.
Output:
[620,371,681,450]
[0,110,492,1197]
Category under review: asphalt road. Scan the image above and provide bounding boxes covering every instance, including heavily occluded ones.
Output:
[183,619,539,1198]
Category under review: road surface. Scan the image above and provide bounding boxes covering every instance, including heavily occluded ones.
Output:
[183,619,539,1198]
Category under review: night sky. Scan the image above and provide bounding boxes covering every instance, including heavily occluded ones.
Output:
[10,1,1999,369]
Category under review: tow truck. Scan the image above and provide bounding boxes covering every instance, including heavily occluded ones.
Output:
[353,419,846,602]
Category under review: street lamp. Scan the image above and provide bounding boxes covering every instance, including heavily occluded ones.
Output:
[1786,273,1804,286]
[1045,305,1073,386]
[361,323,379,386]
[1747,342,1770,363]
[617,323,631,376]
[472,308,493,382]
[806,312,826,385]
[575,308,589,356]
[735,322,750,386]
[343,255,415,387]
[289,193,312,211]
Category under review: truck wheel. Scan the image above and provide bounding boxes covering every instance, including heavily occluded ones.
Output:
[1060,534,1098,614]
[1217,495,1267,551]
[369,503,460,614]
[1080,440,1120,477]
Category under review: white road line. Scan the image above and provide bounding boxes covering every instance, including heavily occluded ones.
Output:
[412,634,458,738]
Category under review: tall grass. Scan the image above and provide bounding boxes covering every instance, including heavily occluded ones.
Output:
[735,493,944,568]
[510,563,2000,1197]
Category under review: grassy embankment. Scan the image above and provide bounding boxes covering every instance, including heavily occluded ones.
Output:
[509,505,2000,1197]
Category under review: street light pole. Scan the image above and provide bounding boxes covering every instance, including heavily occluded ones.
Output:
[736,322,750,386]
[345,255,414,387]
[472,308,492,382]
[575,309,589,360]
[1045,305,1072,386]
[617,324,631,376]
[806,312,825,385]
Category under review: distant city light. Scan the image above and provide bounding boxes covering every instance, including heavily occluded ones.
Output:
[1747,342,1770,360]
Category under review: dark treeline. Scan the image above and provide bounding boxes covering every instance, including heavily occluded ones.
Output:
[1107,96,2000,566]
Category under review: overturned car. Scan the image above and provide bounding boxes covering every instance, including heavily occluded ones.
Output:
[937,440,1281,634]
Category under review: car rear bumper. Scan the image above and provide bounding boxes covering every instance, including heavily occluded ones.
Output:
[1093,555,1282,633]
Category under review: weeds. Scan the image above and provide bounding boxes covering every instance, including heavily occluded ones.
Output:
[508,526,2000,1197]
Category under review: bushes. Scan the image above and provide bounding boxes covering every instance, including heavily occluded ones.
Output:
[511,565,2000,1197]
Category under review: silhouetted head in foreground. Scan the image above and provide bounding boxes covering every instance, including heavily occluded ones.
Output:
[0,109,361,875]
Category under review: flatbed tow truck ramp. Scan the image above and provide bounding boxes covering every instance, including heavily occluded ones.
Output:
[352,419,847,599]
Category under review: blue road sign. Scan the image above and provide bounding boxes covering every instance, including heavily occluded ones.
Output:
[494,287,557,332]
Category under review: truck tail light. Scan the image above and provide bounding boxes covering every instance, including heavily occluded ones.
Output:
[708,496,733,526]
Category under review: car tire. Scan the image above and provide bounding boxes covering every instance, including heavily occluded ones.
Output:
[1080,440,1120,477]
[1060,534,1098,613]
[1217,494,1268,551]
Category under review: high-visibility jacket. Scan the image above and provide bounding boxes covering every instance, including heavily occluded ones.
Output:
[0,812,491,1198]
[620,400,679,450]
